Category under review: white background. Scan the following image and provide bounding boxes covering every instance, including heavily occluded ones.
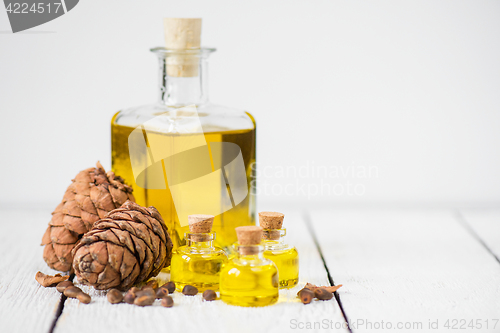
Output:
[1,0,499,208]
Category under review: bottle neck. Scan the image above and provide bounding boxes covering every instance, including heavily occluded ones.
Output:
[153,48,213,107]
[262,229,286,242]
[262,228,289,250]
[186,232,215,249]
[188,240,214,249]
[237,245,264,258]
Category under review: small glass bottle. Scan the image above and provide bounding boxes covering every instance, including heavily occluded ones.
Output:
[220,226,279,307]
[259,212,299,288]
[170,214,228,292]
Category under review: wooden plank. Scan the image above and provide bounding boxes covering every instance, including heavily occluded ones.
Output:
[0,208,66,333]
[54,212,347,333]
[459,209,500,262]
[311,209,500,332]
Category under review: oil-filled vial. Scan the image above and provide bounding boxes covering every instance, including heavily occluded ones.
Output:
[259,212,299,288]
[220,226,279,307]
[170,214,228,291]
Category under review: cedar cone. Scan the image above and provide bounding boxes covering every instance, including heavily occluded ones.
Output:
[72,201,173,290]
[41,162,135,272]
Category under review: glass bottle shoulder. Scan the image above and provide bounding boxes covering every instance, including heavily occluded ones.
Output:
[225,255,277,269]
[264,245,298,258]
[262,239,297,253]
[112,102,255,134]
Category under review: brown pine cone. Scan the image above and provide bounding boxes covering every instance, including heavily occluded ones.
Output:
[41,162,135,272]
[72,201,173,291]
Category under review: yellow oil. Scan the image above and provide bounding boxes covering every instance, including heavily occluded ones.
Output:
[111,112,256,251]
[220,255,279,307]
[170,245,227,292]
[263,246,299,288]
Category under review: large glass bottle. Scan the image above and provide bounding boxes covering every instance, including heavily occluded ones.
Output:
[111,19,256,251]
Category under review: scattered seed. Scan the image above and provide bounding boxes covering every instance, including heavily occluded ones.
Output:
[107,289,123,304]
[146,280,159,289]
[136,287,155,298]
[56,281,74,293]
[64,286,82,298]
[77,293,91,304]
[160,282,175,294]
[161,296,173,308]
[124,292,136,304]
[296,287,307,297]
[35,272,69,287]
[182,285,198,296]
[302,282,343,294]
[156,288,169,299]
[314,288,333,300]
[134,295,155,306]
[202,290,216,301]
[299,288,314,304]
[130,287,139,294]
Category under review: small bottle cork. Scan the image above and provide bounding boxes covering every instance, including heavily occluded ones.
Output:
[163,18,202,77]
[259,212,284,240]
[236,226,262,255]
[258,212,285,229]
[188,214,214,242]
[188,214,214,233]
[236,226,263,245]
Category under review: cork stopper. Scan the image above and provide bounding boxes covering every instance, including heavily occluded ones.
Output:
[163,18,202,77]
[236,226,262,245]
[188,214,214,233]
[236,226,263,255]
[258,212,285,229]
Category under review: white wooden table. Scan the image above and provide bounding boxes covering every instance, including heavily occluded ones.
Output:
[1,206,500,333]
